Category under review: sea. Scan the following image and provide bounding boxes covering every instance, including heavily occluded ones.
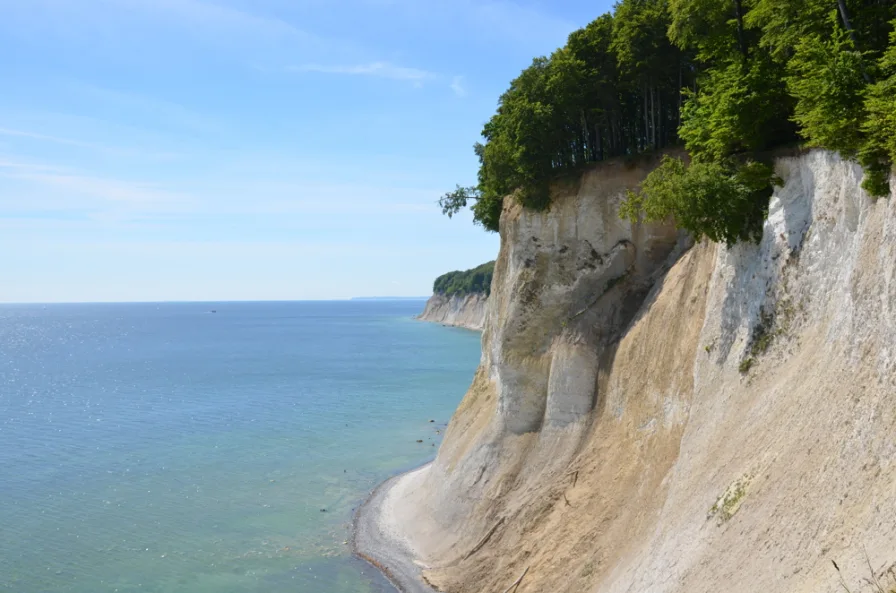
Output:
[0,300,481,593]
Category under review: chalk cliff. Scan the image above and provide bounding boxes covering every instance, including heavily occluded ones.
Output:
[358,150,896,593]
[417,293,488,331]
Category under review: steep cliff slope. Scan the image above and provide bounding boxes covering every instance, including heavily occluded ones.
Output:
[417,293,488,331]
[358,150,896,593]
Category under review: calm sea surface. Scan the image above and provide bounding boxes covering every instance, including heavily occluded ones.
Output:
[0,301,481,593]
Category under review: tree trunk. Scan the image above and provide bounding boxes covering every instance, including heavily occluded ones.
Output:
[678,60,683,130]
[580,110,588,164]
[837,0,871,82]
[837,0,857,43]
[643,88,649,152]
[732,0,747,59]
[610,117,616,156]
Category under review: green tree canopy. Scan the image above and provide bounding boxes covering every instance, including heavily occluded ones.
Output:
[444,0,895,238]
[433,262,496,297]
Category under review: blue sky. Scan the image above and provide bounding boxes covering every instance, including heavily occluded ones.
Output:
[0,0,611,302]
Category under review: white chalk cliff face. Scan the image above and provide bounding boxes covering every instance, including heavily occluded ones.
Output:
[417,293,488,331]
[375,151,896,593]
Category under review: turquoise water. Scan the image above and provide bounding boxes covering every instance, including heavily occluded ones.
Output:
[0,301,481,593]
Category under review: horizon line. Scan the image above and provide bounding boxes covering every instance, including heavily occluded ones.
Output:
[0,297,431,306]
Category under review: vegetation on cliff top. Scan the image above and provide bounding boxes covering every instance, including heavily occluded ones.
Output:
[441,0,896,243]
[433,261,495,297]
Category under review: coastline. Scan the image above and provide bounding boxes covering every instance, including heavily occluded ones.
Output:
[353,464,436,593]
[415,317,484,332]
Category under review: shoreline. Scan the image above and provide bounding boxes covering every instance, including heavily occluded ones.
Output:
[415,315,484,332]
[352,464,436,593]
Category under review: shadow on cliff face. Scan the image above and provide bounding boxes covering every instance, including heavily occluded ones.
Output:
[578,235,693,427]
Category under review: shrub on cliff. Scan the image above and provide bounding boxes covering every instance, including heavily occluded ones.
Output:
[620,156,778,246]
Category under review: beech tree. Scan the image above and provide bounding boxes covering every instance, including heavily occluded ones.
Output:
[443,0,896,235]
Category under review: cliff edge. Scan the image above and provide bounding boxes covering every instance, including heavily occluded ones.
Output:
[358,150,896,593]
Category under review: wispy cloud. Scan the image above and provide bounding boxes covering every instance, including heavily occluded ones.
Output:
[0,160,192,219]
[0,157,438,224]
[465,0,576,42]
[105,0,325,49]
[0,127,107,151]
[8,171,189,206]
[3,0,359,71]
[359,0,576,47]
[450,76,467,97]
[0,159,67,172]
[68,83,224,137]
[289,61,435,83]
[0,123,184,161]
[121,0,365,64]
[133,0,302,37]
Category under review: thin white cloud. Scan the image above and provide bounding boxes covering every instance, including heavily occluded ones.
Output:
[290,61,435,83]
[3,0,359,71]
[0,163,192,215]
[127,0,366,64]
[68,83,224,136]
[0,159,66,172]
[360,0,576,47]
[109,0,326,49]
[467,0,576,42]
[0,127,106,150]
[0,157,437,222]
[134,0,301,37]
[0,123,184,161]
[450,76,467,97]
[15,172,187,205]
